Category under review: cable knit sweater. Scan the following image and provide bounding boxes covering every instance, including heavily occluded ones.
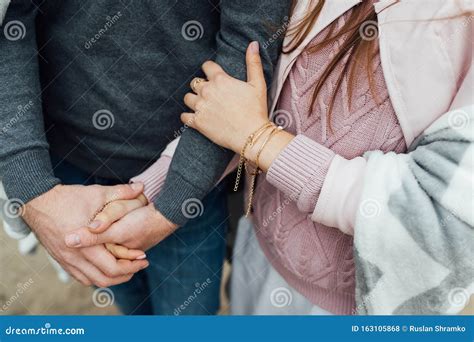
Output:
[253,13,407,314]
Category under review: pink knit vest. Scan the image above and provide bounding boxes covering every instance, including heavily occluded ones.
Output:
[252,12,407,314]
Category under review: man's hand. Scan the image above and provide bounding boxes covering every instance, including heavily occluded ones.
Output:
[64,202,178,252]
[22,183,149,287]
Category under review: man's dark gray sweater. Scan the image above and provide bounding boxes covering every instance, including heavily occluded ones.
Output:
[0,0,290,225]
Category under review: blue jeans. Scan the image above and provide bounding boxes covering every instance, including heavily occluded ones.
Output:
[52,157,228,315]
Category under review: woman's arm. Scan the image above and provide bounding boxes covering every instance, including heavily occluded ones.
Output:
[182,44,473,236]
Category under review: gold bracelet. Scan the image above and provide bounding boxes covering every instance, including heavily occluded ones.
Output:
[255,125,283,170]
[233,122,273,192]
[244,126,283,216]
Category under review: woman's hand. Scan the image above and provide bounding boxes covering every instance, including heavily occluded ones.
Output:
[88,192,149,261]
[181,41,270,154]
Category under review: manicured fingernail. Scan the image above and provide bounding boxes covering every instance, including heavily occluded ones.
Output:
[136,254,147,260]
[249,41,259,54]
[65,234,81,247]
[131,182,143,191]
[88,220,102,230]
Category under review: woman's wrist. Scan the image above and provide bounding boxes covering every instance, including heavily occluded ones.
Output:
[245,128,294,172]
[232,117,271,154]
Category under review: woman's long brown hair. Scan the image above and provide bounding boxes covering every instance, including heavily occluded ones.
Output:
[283,1,472,132]
[283,0,380,131]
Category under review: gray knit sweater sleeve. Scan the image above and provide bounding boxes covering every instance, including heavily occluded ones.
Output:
[154,0,291,225]
[0,1,60,204]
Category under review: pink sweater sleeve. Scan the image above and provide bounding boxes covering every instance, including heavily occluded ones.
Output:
[266,134,365,236]
[266,134,335,213]
[131,137,238,202]
[130,155,172,202]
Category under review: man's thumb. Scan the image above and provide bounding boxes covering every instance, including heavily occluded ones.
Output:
[246,41,265,91]
[65,228,105,248]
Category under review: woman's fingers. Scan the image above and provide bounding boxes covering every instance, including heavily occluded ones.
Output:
[89,195,147,233]
[202,60,225,80]
[181,112,197,127]
[184,93,199,111]
[105,243,146,261]
[245,41,266,92]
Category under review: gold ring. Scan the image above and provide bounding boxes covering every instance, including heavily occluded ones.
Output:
[191,77,206,93]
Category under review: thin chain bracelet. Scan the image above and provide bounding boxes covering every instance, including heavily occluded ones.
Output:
[244,126,283,216]
[233,122,273,192]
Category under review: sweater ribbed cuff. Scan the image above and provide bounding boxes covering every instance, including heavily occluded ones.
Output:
[2,149,61,204]
[153,175,207,227]
[130,156,172,203]
[266,134,334,210]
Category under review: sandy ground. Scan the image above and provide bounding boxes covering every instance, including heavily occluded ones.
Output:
[0,221,229,315]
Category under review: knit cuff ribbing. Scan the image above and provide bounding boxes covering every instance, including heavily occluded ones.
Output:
[130,156,172,203]
[266,134,335,211]
[2,149,61,204]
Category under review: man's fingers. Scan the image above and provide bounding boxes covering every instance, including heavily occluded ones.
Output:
[202,60,225,80]
[184,93,199,111]
[102,183,144,203]
[105,243,147,261]
[75,254,135,287]
[246,41,266,92]
[67,265,92,286]
[65,227,105,248]
[82,245,149,278]
[89,198,146,233]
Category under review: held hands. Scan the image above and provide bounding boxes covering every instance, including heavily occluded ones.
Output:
[64,190,178,261]
[22,183,150,287]
[181,41,271,154]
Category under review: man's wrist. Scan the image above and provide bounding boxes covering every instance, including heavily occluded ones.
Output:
[2,149,61,205]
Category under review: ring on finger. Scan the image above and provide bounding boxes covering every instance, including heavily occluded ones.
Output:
[190,77,206,93]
